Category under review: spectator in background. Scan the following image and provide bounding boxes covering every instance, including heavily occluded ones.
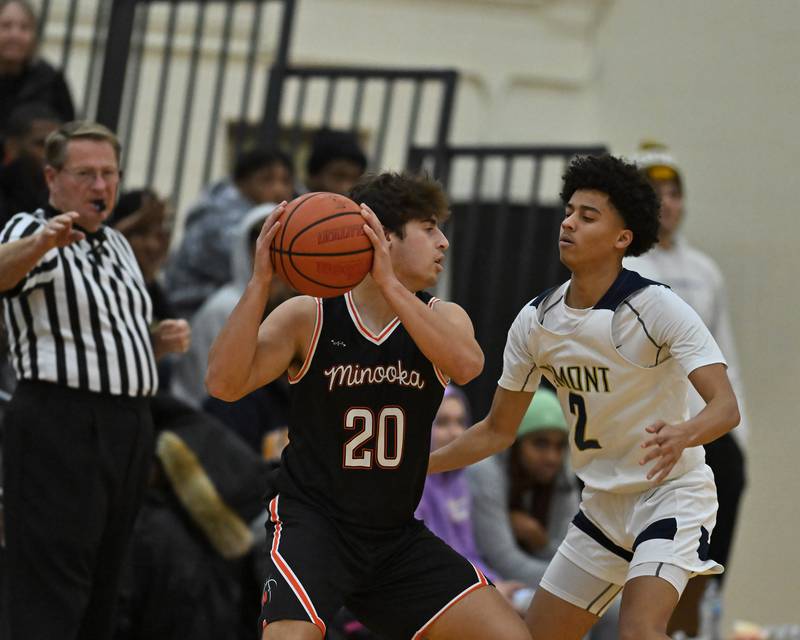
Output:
[165,148,293,319]
[114,394,272,640]
[467,388,619,640]
[467,388,577,588]
[0,1,75,138]
[305,128,367,195]
[626,142,748,637]
[109,189,179,387]
[171,204,294,456]
[0,103,62,226]
[109,189,174,321]
[416,385,527,609]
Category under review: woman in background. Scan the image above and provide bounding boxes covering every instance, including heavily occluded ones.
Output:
[417,385,526,609]
[0,0,75,142]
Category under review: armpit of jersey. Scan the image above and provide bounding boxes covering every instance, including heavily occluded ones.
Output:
[498,303,541,393]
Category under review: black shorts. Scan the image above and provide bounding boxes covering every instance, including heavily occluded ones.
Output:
[259,493,490,639]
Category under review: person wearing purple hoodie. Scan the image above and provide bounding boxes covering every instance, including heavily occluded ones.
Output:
[416,385,526,608]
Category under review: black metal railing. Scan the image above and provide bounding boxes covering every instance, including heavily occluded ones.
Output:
[409,144,607,416]
[32,0,296,217]
[264,65,458,177]
[100,0,295,215]
[30,2,459,221]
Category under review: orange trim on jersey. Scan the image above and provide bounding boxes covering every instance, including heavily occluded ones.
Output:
[426,297,450,387]
[288,297,323,385]
[268,496,327,637]
[433,365,450,388]
[345,290,400,345]
[412,563,489,640]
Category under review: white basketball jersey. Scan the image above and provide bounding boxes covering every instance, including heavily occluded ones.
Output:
[500,269,725,494]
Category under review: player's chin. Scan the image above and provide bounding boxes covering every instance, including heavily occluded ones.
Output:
[558,248,579,268]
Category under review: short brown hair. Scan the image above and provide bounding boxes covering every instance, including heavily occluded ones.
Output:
[349,172,449,238]
[45,120,121,169]
[0,0,36,24]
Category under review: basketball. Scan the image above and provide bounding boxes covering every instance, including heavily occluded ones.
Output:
[270,192,374,297]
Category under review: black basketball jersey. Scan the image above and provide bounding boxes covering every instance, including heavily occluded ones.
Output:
[274,290,448,531]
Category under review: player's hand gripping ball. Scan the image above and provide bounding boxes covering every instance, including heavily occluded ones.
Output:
[269,192,374,297]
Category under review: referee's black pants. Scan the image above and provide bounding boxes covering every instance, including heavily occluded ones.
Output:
[1,380,153,640]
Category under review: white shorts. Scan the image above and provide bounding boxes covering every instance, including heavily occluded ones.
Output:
[557,464,724,588]
[541,552,692,615]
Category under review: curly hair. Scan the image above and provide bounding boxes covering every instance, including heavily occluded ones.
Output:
[349,171,449,238]
[560,154,660,257]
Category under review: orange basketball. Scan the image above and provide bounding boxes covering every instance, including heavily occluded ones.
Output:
[270,192,374,297]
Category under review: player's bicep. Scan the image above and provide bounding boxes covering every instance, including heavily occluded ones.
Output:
[430,300,478,343]
[688,363,735,405]
[248,296,317,391]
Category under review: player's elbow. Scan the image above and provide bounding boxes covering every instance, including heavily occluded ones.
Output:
[205,368,244,402]
[448,349,484,386]
[728,398,741,431]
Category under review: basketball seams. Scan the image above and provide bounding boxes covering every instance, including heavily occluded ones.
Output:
[271,247,373,258]
[272,193,373,297]
[275,192,325,292]
[287,210,370,256]
[288,210,371,291]
[286,261,365,292]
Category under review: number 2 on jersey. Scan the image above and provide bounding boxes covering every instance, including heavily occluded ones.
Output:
[568,392,601,450]
[343,406,405,469]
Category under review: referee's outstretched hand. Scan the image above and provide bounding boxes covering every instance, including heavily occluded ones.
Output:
[39,211,85,250]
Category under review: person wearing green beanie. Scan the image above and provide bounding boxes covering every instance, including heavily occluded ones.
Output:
[468,388,621,640]
[468,387,575,586]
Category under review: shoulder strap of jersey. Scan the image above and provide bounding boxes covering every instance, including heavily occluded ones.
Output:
[529,285,560,308]
[594,268,669,311]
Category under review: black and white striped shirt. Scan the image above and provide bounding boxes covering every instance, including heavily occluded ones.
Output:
[1,207,158,396]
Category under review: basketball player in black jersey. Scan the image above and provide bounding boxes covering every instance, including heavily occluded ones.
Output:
[207,173,530,640]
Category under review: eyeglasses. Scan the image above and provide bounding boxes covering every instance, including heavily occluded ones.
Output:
[61,167,121,186]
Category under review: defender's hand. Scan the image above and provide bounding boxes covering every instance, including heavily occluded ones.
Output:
[639,420,692,483]
[252,202,287,285]
[360,203,397,288]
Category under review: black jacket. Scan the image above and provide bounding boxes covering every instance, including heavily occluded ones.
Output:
[0,58,75,133]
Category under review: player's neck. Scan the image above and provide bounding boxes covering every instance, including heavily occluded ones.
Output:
[566,262,623,309]
[350,277,398,330]
[658,233,675,250]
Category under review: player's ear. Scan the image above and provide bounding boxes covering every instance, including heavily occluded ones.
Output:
[615,229,633,252]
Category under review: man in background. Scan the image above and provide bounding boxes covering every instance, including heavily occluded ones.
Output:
[626,143,748,637]
[165,148,294,318]
[305,128,367,196]
[0,102,61,226]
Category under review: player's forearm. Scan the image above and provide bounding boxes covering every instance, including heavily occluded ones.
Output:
[206,277,271,399]
[0,235,49,292]
[683,392,740,447]
[381,280,483,384]
[428,418,514,473]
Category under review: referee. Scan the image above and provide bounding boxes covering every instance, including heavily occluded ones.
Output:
[0,121,189,639]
